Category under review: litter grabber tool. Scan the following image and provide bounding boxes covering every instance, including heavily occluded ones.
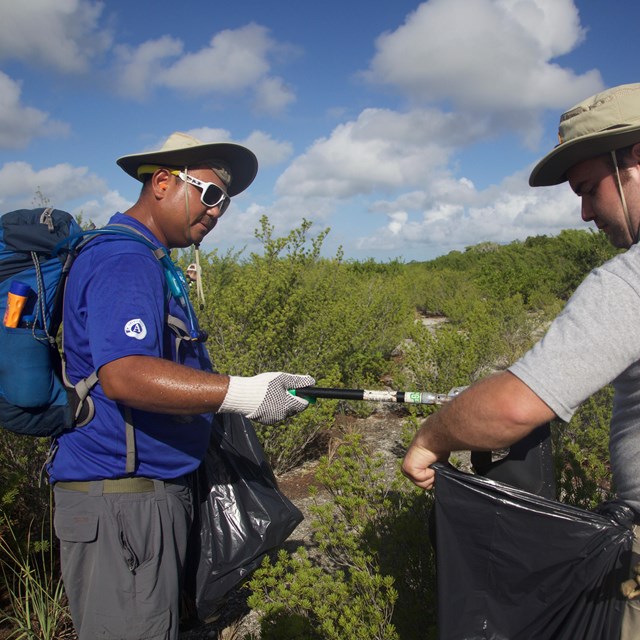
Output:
[289,385,466,405]
[290,384,555,499]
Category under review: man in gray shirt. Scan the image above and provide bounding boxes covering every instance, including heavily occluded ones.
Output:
[402,82,640,639]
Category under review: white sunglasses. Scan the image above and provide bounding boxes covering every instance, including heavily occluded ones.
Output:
[173,171,231,213]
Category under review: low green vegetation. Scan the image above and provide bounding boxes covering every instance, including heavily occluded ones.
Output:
[0,510,74,640]
[0,217,620,638]
[248,433,436,640]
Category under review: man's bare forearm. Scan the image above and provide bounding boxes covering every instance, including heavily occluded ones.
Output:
[99,355,229,414]
[402,371,555,489]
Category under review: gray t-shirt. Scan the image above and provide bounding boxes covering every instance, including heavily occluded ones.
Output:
[509,243,640,512]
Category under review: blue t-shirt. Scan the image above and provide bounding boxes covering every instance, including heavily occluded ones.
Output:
[48,213,214,482]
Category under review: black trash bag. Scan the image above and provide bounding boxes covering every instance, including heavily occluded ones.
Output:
[184,413,303,622]
[470,423,556,499]
[431,462,634,640]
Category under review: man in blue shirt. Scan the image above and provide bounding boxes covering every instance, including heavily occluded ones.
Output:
[50,132,314,640]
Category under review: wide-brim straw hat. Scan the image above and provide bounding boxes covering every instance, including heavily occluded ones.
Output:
[530,83,640,187]
[116,132,258,197]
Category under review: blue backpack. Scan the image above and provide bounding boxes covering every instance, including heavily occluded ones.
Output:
[0,207,201,438]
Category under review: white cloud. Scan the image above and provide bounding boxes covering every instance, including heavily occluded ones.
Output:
[253,76,296,115]
[257,0,601,260]
[186,128,294,169]
[0,72,69,149]
[371,176,479,217]
[0,0,111,73]
[365,0,602,146]
[276,107,487,199]
[114,24,298,113]
[75,190,133,228]
[356,169,582,255]
[0,161,106,210]
[388,211,408,235]
[162,24,272,93]
[114,36,184,101]
[242,131,293,167]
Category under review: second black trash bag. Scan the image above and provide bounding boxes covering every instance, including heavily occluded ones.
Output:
[184,413,303,622]
[432,462,634,640]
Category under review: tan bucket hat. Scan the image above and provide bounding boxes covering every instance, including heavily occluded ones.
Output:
[116,132,258,197]
[530,83,640,187]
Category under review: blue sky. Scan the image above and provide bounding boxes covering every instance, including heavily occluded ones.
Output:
[0,0,638,262]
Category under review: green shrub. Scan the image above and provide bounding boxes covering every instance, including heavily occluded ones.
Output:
[191,217,412,472]
[410,229,619,310]
[199,217,411,385]
[400,294,534,396]
[249,548,398,640]
[0,432,52,544]
[552,387,615,509]
[0,509,73,639]
[248,433,437,640]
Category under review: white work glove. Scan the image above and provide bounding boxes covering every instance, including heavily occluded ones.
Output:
[219,372,316,425]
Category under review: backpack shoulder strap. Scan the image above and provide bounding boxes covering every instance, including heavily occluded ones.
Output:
[60,224,202,339]
[64,224,168,267]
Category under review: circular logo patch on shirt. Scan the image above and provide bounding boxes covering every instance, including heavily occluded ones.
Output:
[124,318,147,340]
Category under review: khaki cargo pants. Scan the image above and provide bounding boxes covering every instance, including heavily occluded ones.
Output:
[54,478,193,640]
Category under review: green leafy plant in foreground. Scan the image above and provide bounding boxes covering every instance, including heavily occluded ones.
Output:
[247,434,399,639]
[248,433,437,639]
[552,386,615,509]
[0,509,73,640]
[0,432,52,542]
[248,547,397,640]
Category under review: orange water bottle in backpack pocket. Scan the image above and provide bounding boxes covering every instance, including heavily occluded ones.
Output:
[3,281,31,328]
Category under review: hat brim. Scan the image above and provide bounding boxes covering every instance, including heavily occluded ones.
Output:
[116,142,258,197]
[529,125,640,187]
